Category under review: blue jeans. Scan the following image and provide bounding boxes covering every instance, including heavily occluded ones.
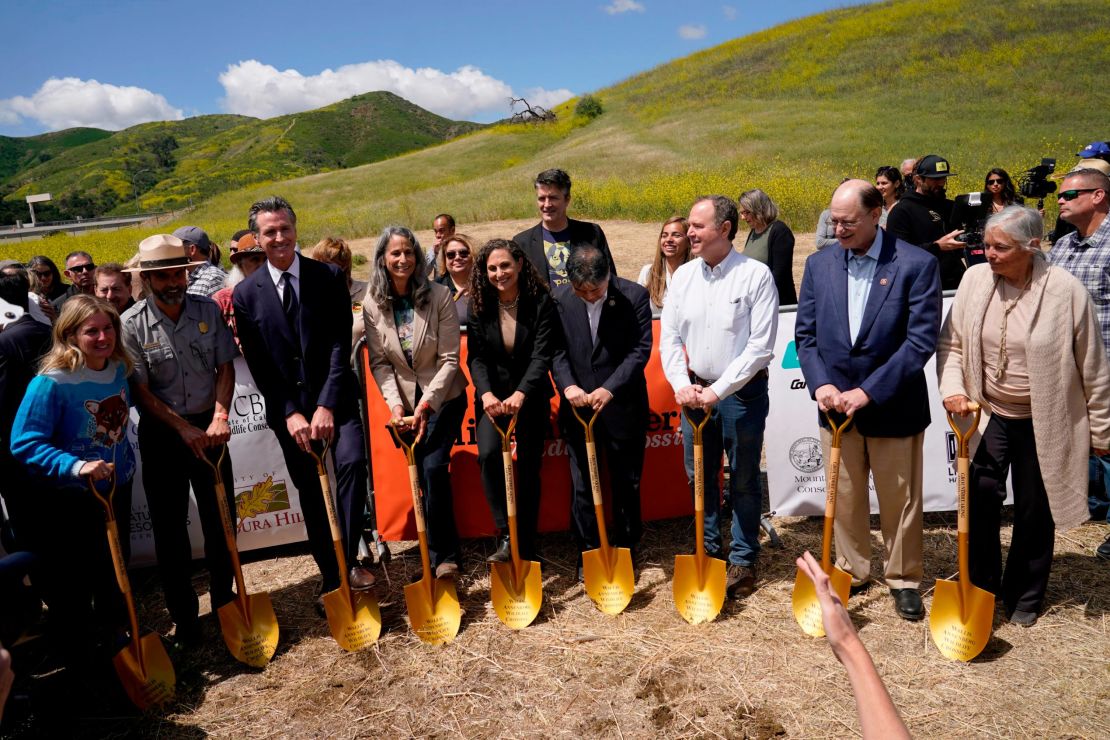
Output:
[1089,453,1110,523]
[681,374,769,567]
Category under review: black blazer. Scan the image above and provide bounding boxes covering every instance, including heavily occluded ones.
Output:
[233,256,357,426]
[512,219,617,286]
[552,277,652,439]
[466,291,559,412]
[0,315,52,462]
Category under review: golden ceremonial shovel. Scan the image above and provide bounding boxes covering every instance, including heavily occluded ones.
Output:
[571,405,634,615]
[308,441,381,651]
[931,402,994,661]
[389,419,461,645]
[673,407,726,625]
[488,413,543,629]
[88,473,175,709]
[201,445,279,667]
[792,412,854,637]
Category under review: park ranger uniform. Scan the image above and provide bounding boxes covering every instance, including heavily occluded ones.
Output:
[121,292,238,641]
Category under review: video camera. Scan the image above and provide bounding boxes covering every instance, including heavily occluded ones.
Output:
[950,192,986,265]
[1018,158,1057,204]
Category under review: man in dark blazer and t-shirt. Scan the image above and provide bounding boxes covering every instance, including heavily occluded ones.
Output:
[795,179,941,623]
[552,246,652,571]
[513,168,617,289]
[232,196,376,609]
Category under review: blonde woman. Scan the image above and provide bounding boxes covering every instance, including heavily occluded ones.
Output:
[435,233,476,324]
[10,295,137,656]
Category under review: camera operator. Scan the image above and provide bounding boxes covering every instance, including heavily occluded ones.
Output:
[950,169,1027,268]
[1047,167,1110,561]
[886,155,966,290]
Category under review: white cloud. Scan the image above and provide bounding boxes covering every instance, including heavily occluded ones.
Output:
[218,59,570,122]
[678,24,707,40]
[0,77,183,131]
[722,4,738,20]
[520,87,576,110]
[603,0,645,14]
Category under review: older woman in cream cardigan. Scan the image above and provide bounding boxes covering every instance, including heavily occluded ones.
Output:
[938,205,1110,626]
[363,225,469,579]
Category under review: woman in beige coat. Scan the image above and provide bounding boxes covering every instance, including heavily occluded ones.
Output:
[363,226,468,578]
[938,205,1110,626]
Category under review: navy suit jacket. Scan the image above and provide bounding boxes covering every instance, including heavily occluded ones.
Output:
[552,277,652,439]
[233,255,357,427]
[512,218,617,286]
[794,229,941,437]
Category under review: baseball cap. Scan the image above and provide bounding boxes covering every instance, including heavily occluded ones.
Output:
[1075,141,1110,159]
[172,225,212,253]
[914,155,955,178]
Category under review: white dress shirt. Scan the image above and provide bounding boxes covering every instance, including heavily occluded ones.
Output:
[660,249,778,399]
[583,294,604,346]
[266,253,301,304]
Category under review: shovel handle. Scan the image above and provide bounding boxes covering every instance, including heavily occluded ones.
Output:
[202,445,250,605]
[683,407,709,561]
[308,440,345,555]
[492,412,519,452]
[947,404,980,583]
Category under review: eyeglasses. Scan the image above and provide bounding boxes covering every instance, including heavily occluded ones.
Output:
[986,179,1004,185]
[68,263,96,273]
[444,250,470,260]
[1058,188,1098,201]
[829,219,861,230]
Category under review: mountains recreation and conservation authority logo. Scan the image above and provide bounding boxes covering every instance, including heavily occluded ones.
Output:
[789,437,822,473]
[236,476,291,519]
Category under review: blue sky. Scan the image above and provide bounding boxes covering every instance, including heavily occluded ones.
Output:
[0,0,862,137]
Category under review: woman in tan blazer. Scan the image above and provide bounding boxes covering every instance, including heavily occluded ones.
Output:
[938,205,1110,626]
[363,226,468,578]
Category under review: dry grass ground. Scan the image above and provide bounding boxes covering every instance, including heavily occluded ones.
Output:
[6,221,1107,738]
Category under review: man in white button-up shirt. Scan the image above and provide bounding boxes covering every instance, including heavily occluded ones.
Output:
[661,195,778,598]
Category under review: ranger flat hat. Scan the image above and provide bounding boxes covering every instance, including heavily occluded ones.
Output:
[125,234,209,273]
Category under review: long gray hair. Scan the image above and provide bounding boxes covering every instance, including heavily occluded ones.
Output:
[366,225,431,309]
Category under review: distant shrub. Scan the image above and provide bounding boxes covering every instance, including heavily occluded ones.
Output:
[575,95,604,120]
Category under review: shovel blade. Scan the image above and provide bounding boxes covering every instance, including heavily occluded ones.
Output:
[323,588,381,651]
[404,577,462,645]
[582,547,635,615]
[112,633,175,710]
[672,554,726,624]
[490,560,542,629]
[217,593,280,667]
[791,565,852,637]
[930,579,995,661]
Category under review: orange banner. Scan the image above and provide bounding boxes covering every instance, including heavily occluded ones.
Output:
[365,322,693,541]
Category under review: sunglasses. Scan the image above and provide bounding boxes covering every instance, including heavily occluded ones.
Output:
[1058,188,1098,201]
[986,179,1004,185]
[31,269,53,277]
[444,250,470,260]
[68,263,96,273]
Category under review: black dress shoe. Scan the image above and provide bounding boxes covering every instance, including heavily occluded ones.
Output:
[891,588,925,621]
[849,580,873,597]
[1097,533,1110,561]
[172,620,203,649]
[486,536,511,563]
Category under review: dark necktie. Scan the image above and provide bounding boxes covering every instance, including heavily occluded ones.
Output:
[281,272,298,317]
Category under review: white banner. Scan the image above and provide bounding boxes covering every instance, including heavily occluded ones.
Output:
[766,295,1008,516]
[126,357,311,565]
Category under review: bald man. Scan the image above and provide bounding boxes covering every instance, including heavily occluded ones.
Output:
[795,179,942,621]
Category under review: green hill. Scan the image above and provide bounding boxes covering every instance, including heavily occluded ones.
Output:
[8,0,1108,263]
[0,127,113,181]
[0,92,482,222]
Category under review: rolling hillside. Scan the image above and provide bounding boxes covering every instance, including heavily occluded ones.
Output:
[0,92,482,221]
[9,0,1109,262]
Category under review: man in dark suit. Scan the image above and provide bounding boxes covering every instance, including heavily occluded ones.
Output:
[513,168,617,289]
[795,179,942,621]
[552,247,653,573]
[232,196,375,609]
[0,270,52,550]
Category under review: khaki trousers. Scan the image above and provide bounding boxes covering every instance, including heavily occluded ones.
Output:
[821,427,924,589]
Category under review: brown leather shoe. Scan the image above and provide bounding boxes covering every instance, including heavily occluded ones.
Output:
[435,561,459,579]
[726,564,757,598]
[349,565,376,591]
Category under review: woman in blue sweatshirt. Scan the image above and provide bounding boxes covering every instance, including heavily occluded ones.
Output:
[10,294,137,658]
